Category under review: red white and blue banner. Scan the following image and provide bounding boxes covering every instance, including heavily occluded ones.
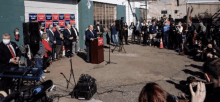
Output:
[45,14,52,21]
[39,21,45,27]
[37,14,45,21]
[59,14,65,20]
[29,14,37,21]
[45,20,53,28]
[29,13,75,31]
[70,20,75,25]
[70,14,75,20]
[65,20,70,26]
[53,21,59,27]
[59,20,65,27]
[52,14,59,21]
[64,14,70,20]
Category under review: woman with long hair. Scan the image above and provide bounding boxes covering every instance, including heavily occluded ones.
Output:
[129,22,136,44]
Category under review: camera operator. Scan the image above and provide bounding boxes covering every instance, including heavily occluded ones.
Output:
[201,58,220,102]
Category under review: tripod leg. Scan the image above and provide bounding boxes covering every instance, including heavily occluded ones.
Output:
[67,73,72,89]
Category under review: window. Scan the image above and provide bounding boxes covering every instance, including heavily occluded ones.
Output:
[93,2,117,29]
[139,8,148,22]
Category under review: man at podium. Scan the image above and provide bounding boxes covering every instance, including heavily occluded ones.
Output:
[85,25,98,63]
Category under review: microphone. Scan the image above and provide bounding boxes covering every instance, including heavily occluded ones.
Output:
[33,80,53,95]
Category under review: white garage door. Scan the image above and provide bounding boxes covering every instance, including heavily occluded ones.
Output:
[24,0,78,29]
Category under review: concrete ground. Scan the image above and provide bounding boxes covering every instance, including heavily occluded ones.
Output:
[44,42,204,102]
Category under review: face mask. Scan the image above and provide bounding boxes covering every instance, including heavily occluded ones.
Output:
[3,39,10,45]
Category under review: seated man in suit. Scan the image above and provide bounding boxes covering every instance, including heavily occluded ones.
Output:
[85,25,98,63]
[0,33,21,72]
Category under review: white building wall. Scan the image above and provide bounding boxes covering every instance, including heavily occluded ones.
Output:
[24,0,79,30]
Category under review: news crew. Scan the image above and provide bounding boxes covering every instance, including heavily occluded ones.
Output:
[0,33,21,72]
[85,25,98,63]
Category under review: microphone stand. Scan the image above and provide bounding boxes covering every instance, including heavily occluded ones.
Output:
[105,32,117,65]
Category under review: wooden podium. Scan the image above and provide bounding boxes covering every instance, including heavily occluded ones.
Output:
[90,37,104,64]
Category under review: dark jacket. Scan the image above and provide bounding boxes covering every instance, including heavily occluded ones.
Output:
[71,27,79,41]
[63,29,72,45]
[94,25,104,33]
[129,25,136,34]
[0,41,21,72]
[110,26,117,35]
[54,30,62,45]
[85,30,98,46]
[149,25,157,34]
[46,29,56,46]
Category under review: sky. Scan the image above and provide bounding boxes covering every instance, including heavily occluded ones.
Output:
[162,0,218,1]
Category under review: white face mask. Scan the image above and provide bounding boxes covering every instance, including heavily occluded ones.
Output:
[3,39,10,45]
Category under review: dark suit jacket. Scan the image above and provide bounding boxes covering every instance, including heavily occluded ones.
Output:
[85,30,98,46]
[46,29,56,46]
[71,27,79,41]
[54,30,62,45]
[64,29,72,45]
[94,25,104,34]
[0,42,21,72]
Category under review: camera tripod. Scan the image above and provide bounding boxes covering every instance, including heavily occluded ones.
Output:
[112,32,126,53]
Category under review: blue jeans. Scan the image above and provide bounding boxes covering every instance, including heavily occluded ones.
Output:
[72,40,79,54]
[34,58,43,70]
[86,45,90,62]
[163,33,169,47]
[112,34,118,45]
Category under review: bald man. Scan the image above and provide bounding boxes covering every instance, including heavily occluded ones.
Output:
[85,25,98,63]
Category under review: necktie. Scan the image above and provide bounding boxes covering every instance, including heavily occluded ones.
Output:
[8,45,15,58]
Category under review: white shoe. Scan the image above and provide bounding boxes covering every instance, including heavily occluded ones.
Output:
[150,44,151,46]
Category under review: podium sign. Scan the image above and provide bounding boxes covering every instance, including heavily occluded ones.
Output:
[90,37,104,64]
[98,38,103,46]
